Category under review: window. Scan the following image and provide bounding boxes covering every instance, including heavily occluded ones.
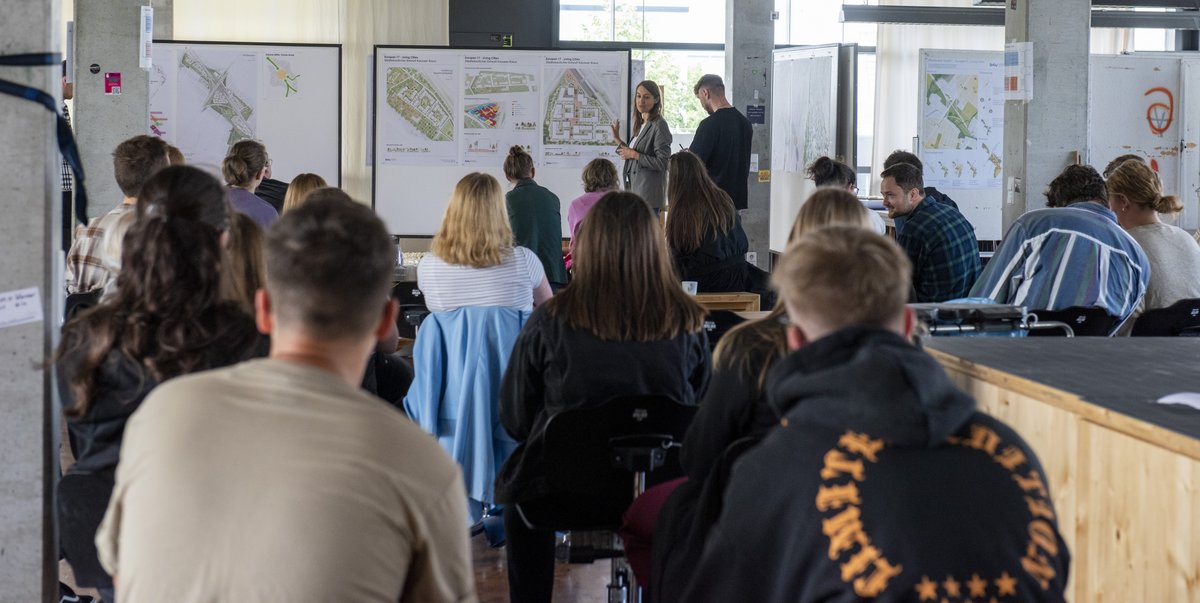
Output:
[632,49,724,136]
[558,0,725,44]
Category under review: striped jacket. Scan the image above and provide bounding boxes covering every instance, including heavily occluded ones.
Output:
[969,202,1149,332]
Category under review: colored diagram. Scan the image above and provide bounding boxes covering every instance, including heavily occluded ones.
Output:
[386,67,455,142]
[266,56,300,97]
[150,111,168,137]
[543,68,616,146]
[180,49,255,148]
[465,71,535,95]
[465,102,502,128]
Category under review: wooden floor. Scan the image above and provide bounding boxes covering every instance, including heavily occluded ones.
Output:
[472,535,612,603]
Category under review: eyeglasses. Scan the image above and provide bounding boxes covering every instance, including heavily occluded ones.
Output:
[849,183,860,194]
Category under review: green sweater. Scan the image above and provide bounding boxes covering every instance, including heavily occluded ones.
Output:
[507,179,567,285]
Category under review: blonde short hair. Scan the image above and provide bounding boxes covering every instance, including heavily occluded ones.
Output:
[790,187,873,243]
[282,173,329,214]
[772,227,910,331]
[431,172,513,268]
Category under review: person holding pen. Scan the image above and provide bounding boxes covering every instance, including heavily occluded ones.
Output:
[611,80,672,213]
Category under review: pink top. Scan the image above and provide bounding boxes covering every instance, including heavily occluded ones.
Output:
[566,190,609,269]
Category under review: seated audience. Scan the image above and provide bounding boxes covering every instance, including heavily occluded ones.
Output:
[1105,159,1200,331]
[682,227,1070,602]
[419,173,551,312]
[496,192,711,603]
[504,145,568,287]
[566,157,620,267]
[644,187,876,601]
[806,155,886,234]
[971,164,1149,333]
[56,166,263,602]
[882,150,959,233]
[281,172,328,213]
[96,209,137,301]
[66,134,169,294]
[95,196,476,602]
[222,139,279,228]
[881,161,980,301]
[666,151,770,301]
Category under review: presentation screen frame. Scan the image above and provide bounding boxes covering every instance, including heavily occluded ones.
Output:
[372,45,631,237]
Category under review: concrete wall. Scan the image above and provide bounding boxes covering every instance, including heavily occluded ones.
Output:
[74,0,151,216]
[0,0,60,598]
[449,0,553,48]
[726,0,773,267]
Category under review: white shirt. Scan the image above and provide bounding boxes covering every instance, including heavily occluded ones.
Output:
[418,246,545,312]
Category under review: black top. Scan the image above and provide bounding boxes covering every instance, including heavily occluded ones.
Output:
[673,214,750,293]
[494,307,711,503]
[683,328,1070,602]
[689,107,753,210]
[255,178,289,213]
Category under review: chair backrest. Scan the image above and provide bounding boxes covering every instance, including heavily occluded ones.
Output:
[702,310,746,351]
[1028,306,1119,337]
[64,290,103,322]
[541,395,697,498]
[1131,298,1200,337]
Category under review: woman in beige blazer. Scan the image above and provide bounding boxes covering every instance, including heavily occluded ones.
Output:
[611,80,673,211]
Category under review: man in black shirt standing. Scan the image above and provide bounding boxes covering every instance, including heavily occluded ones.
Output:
[688,74,753,210]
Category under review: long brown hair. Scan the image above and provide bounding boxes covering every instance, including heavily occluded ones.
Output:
[546,192,705,341]
[57,166,256,417]
[632,80,663,137]
[665,151,736,253]
[220,212,267,315]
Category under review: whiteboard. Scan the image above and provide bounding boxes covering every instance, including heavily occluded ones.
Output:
[372,47,630,236]
[918,49,1006,241]
[768,45,841,252]
[149,41,341,185]
[1089,54,1200,231]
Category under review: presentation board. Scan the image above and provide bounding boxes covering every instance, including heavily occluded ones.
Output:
[768,44,856,253]
[149,41,342,185]
[918,49,1006,241]
[372,47,630,236]
[1089,54,1200,231]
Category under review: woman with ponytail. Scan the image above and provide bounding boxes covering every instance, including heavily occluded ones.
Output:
[1105,159,1200,330]
[56,166,264,596]
[222,139,279,228]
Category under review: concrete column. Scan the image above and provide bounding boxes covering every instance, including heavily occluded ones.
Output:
[1002,0,1090,228]
[74,0,151,216]
[726,0,773,268]
[0,0,61,599]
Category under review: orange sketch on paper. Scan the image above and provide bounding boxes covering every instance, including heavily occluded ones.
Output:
[1144,87,1174,136]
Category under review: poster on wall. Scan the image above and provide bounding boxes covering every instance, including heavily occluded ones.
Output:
[372,46,630,236]
[920,53,1005,191]
[149,41,341,185]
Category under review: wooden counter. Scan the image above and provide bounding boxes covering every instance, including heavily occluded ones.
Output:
[925,338,1200,602]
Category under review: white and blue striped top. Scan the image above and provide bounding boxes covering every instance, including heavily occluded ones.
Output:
[418,246,546,313]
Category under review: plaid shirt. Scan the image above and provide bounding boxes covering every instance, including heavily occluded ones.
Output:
[65,203,133,295]
[896,196,981,302]
[61,103,72,192]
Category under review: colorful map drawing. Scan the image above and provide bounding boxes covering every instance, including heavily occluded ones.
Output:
[924,73,984,149]
[180,49,255,148]
[386,67,455,142]
[150,111,168,137]
[465,71,535,94]
[266,56,300,97]
[465,102,502,128]
[544,68,616,146]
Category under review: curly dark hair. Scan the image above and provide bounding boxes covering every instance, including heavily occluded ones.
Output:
[1045,164,1107,208]
[58,166,257,417]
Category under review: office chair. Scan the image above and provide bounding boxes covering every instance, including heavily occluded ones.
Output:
[1026,306,1119,337]
[1131,298,1200,336]
[514,395,697,603]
